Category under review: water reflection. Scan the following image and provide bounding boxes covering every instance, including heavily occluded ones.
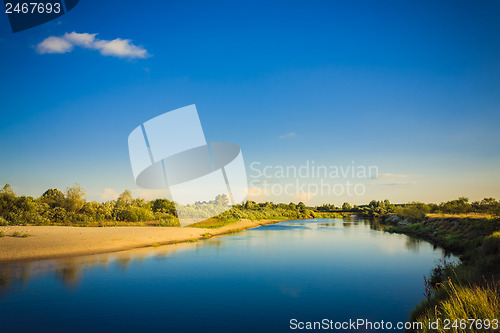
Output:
[0,218,460,333]
[0,242,195,293]
[0,219,456,293]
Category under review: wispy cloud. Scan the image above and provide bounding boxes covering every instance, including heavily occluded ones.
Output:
[36,32,150,59]
[293,191,315,203]
[101,188,119,201]
[246,187,272,202]
[132,189,170,200]
[36,36,73,54]
[374,173,410,180]
[279,132,296,139]
[100,188,170,201]
[380,181,419,186]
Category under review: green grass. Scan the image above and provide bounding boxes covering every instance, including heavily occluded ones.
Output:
[190,217,240,229]
[158,219,181,227]
[413,279,499,333]
[9,231,29,237]
[483,232,500,255]
[385,216,500,331]
[0,231,4,238]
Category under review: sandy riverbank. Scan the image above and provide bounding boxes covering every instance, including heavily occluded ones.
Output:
[0,219,279,263]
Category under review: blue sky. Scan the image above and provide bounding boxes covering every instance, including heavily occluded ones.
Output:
[1,0,499,205]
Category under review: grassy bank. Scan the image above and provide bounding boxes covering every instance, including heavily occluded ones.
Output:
[384,215,500,332]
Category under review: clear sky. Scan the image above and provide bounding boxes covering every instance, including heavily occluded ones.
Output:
[1,0,499,206]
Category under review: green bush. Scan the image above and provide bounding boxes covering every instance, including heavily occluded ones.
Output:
[483,232,500,255]
[394,202,429,220]
[159,218,180,227]
[415,280,499,333]
[0,216,8,226]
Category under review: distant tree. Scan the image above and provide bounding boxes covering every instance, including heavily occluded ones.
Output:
[342,202,352,211]
[245,201,257,209]
[0,184,16,217]
[151,198,177,216]
[64,183,86,213]
[116,190,133,207]
[1,184,14,195]
[40,188,65,208]
[215,194,229,207]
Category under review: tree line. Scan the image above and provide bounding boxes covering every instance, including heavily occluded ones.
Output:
[0,184,318,226]
[0,183,498,226]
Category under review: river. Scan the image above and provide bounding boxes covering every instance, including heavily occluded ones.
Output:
[0,217,457,332]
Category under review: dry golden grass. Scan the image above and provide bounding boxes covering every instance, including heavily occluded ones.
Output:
[426,213,495,219]
[416,280,499,332]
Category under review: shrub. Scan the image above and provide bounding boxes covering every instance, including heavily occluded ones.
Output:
[415,280,499,333]
[483,232,500,255]
[394,202,429,220]
[159,218,180,227]
[0,216,8,226]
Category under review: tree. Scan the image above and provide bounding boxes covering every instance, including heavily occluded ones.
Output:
[215,194,229,207]
[342,202,352,211]
[151,198,176,216]
[64,183,86,213]
[0,184,16,216]
[1,184,14,195]
[40,188,65,208]
[245,201,257,209]
[116,190,133,207]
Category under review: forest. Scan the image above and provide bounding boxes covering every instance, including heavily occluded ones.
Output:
[1,183,498,227]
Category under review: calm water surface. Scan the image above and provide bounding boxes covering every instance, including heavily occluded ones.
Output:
[0,218,456,332]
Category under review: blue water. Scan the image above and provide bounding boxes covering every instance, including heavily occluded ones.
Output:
[0,218,456,332]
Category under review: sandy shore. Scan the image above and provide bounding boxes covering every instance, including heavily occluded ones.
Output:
[0,219,279,263]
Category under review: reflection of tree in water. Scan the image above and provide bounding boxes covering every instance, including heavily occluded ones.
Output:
[369,218,385,231]
[56,266,82,287]
[0,268,14,297]
[0,249,184,293]
[0,264,35,298]
[318,223,336,227]
[405,237,421,252]
[116,257,132,272]
[198,239,222,249]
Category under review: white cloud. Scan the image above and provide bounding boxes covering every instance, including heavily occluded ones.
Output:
[374,173,410,180]
[36,36,73,54]
[380,181,419,186]
[100,188,170,201]
[94,38,149,58]
[132,189,170,200]
[279,132,296,139]
[101,188,119,201]
[36,32,150,59]
[293,191,315,203]
[64,32,96,47]
[247,187,272,202]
